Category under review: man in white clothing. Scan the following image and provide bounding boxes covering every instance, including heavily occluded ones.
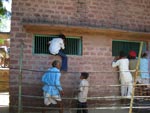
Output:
[49,34,68,71]
[49,38,65,55]
[112,51,133,98]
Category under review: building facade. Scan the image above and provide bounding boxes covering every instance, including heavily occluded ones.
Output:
[10,0,150,112]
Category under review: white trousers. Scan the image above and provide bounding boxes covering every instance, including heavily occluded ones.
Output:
[43,92,61,106]
[121,80,133,98]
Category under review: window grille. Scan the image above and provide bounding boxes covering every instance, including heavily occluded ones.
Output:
[34,35,82,55]
[112,40,146,56]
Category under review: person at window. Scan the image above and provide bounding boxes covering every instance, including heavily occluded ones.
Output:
[128,50,140,83]
[48,34,68,71]
[42,60,64,113]
[140,52,150,86]
[112,51,133,98]
[77,72,89,113]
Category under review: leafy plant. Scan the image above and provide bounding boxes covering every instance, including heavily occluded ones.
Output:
[0,0,7,16]
[0,38,4,44]
[0,0,11,32]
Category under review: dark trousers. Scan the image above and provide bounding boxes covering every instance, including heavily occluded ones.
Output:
[58,50,68,71]
[77,101,88,113]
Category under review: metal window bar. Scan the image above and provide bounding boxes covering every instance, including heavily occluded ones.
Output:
[34,35,52,54]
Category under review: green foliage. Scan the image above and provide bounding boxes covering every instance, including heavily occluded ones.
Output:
[0,0,11,32]
[0,0,7,24]
[0,38,4,44]
[0,0,7,16]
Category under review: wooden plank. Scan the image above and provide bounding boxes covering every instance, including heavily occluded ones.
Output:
[0,32,10,39]
[0,69,9,92]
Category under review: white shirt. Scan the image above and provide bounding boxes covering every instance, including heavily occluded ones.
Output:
[78,79,89,103]
[49,38,65,55]
[112,58,133,83]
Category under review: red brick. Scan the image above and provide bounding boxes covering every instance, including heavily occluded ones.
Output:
[15,33,27,38]
[11,27,19,32]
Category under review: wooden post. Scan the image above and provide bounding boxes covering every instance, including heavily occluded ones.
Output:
[129,42,143,113]
[18,40,24,113]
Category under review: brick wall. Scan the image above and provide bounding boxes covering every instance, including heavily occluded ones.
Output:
[12,0,150,32]
[10,0,150,112]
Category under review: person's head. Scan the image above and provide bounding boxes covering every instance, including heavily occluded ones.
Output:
[119,51,126,58]
[141,52,147,58]
[80,72,89,80]
[52,60,61,69]
[59,34,66,41]
[128,50,137,59]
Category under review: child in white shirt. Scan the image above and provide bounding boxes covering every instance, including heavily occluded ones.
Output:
[77,72,89,113]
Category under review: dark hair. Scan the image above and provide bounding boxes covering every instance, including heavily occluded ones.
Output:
[141,52,147,58]
[128,56,136,59]
[119,51,126,58]
[81,72,89,79]
[59,34,66,40]
[52,60,60,67]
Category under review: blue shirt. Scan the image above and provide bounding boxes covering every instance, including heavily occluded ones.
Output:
[140,58,149,78]
[42,67,62,96]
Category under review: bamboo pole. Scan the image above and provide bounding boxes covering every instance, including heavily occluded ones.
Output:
[18,40,24,113]
[129,42,143,113]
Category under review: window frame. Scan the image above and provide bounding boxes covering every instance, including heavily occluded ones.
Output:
[33,34,82,56]
[112,40,147,56]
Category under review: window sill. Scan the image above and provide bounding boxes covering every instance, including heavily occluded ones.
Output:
[23,23,150,39]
